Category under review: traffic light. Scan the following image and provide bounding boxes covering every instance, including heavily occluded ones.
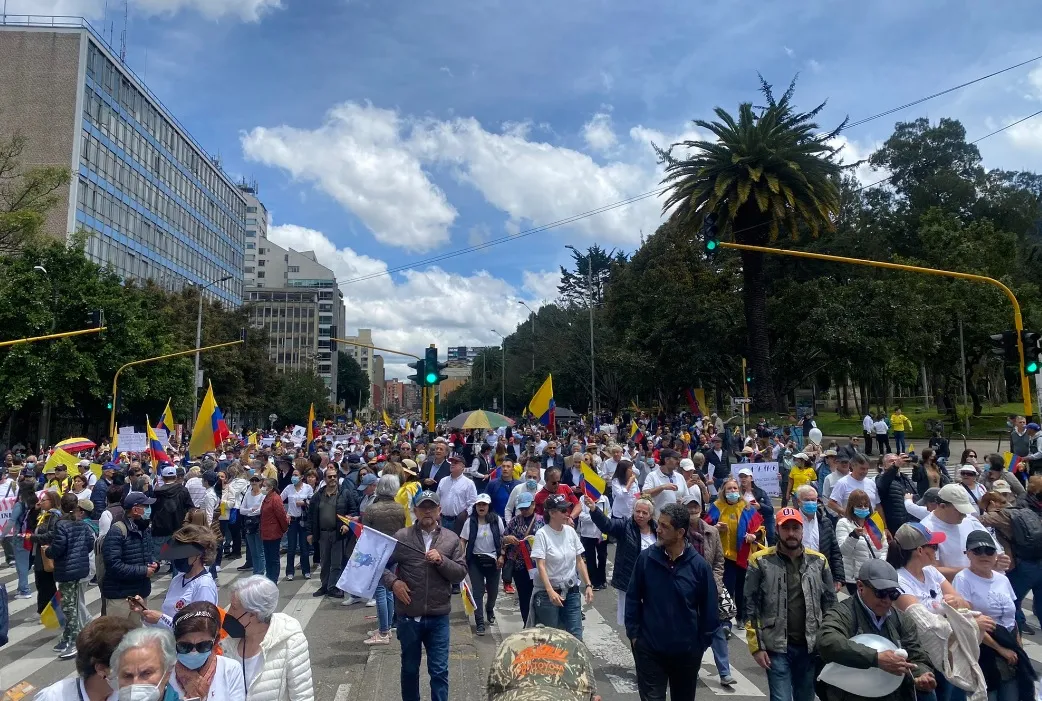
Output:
[106,395,113,410]
[745,370,753,384]
[701,213,719,256]
[424,346,439,385]
[435,359,449,384]
[407,357,426,386]
[88,309,104,328]
[990,331,1020,364]
[329,326,337,352]
[1023,331,1042,374]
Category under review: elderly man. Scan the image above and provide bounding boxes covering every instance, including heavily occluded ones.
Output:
[436,455,478,531]
[817,559,935,701]
[793,484,844,590]
[827,453,881,516]
[643,449,688,517]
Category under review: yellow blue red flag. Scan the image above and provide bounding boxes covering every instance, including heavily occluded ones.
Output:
[527,374,555,433]
[188,382,227,457]
[146,417,170,465]
[580,462,605,500]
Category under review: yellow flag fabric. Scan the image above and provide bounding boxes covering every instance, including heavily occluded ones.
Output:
[405,420,412,433]
[307,403,315,445]
[527,374,554,422]
[354,419,363,430]
[580,462,606,499]
[44,448,80,475]
[247,432,258,446]
[383,409,393,427]
[188,384,219,457]
[160,399,175,431]
[40,594,63,629]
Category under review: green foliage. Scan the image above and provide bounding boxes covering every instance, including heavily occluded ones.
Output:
[0,134,71,254]
[276,369,333,426]
[336,352,371,409]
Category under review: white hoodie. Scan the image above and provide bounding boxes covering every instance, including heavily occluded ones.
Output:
[223,612,313,701]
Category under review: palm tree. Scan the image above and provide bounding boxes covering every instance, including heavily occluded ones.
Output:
[657,77,844,410]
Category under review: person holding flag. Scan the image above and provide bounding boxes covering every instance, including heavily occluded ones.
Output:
[588,495,656,627]
[835,489,890,595]
[501,492,544,625]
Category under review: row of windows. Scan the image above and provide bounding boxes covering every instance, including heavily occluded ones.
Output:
[81,92,243,250]
[79,129,242,269]
[255,306,316,318]
[76,176,239,282]
[261,321,317,334]
[85,42,246,222]
[247,292,318,303]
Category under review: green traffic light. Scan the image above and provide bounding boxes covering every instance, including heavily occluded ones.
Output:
[425,372,437,384]
[706,240,718,251]
[1029,361,1040,374]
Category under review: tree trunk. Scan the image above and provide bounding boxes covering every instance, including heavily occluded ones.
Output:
[738,249,778,412]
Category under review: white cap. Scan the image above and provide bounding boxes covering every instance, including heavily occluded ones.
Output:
[794,452,810,461]
[474,493,492,505]
[958,464,978,474]
[679,458,695,471]
[77,459,90,467]
[738,467,753,477]
[681,491,702,507]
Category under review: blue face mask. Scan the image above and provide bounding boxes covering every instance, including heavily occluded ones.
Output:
[291,476,300,485]
[177,650,211,670]
[142,506,152,520]
[526,479,538,490]
[800,501,818,515]
[853,507,871,519]
[725,492,740,504]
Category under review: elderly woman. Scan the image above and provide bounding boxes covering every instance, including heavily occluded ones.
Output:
[223,575,314,700]
[170,601,246,700]
[33,616,135,700]
[588,494,656,627]
[361,473,404,645]
[110,626,178,701]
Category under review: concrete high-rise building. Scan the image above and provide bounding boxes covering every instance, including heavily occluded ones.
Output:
[372,355,385,409]
[240,185,267,286]
[0,19,244,306]
[447,346,491,366]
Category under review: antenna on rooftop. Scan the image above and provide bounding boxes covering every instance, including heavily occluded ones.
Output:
[119,0,128,62]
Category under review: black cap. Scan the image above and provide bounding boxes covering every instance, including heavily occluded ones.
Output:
[123,492,156,509]
[965,530,997,551]
[544,494,571,512]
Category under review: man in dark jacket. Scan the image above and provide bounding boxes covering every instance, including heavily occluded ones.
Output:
[876,453,918,530]
[703,434,731,490]
[150,465,194,556]
[420,440,452,490]
[101,492,157,623]
[308,465,358,599]
[626,502,717,701]
[382,490,466,701]
[47,495,96,657]
[89,462,118,519]
[793,484,845,587]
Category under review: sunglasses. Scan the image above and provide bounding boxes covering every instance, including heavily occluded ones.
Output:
[175,639,216,655]
[970,546,997,556]
[872,588,902,601]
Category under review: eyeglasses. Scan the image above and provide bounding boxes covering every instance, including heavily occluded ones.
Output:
[325,474,337,480]
[970,546,997,556]
[175,639,216,655]
[872,588,901,601]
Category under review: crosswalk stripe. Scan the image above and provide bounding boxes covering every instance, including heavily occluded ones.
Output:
[699,646,765,697]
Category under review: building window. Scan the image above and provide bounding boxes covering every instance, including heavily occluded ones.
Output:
[288,266,299,273]
[247,206,257,213]
[246,242,255,249]
[245,266,254,273]
[258,271,265,278]
[318,364,331,374]
[258,259,265,267]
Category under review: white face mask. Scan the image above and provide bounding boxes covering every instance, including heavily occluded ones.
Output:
[117,684,162,701]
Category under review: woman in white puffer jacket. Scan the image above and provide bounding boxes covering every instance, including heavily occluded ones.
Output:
[223,575,314,701]
[835,488,889,595]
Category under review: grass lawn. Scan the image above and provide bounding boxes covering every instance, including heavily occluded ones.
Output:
[811,402,1023,441]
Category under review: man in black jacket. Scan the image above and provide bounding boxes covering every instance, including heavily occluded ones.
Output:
[150,466,195,568]
[793,484,845,588]
[703,434,731,490]
[90,462,118,519]
[877,453,918,531]
[420,440,452,490]
[101,492,157,624]
[308,465,359,600]
[626,502,717,701]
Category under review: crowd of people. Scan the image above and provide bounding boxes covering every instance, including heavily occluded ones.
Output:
[3,409,1042,700]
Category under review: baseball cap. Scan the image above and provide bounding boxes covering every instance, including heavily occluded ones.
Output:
[77,499,94,513]
[965,529,997,552]
[776,507,803,526]
[857,559,900,589]
[161,465,177,478]
[347,455,362,464]
[475,493,492,505]
[487,627,596,701]
[937,484,976,514]
[679,458,695,472]
[356,473,379,491]
[448,455,465,464]
[823,449,838,457]
[414,490,440,507]
[991,479,1012,494]
[1028,422,1041,431]
[544,494,570,512]
[738,467,753,477]
[681,491,702,507]
[957,464,978,474]
[516,492,535,509]
[123,492,156,509]
[741,446,754,455]
[893,522,946,550]
[77,459,90,468]
[917,487,942,507]
[794,452,810,461]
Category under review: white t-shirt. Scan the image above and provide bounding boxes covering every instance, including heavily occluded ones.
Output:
[952,568,1017,631]
[919,512,996,570]
[469,516,506,556]
[830,474,880,509]
[611,478,639,519]
[643,468,687,515]
[244,653,263,689]
[531,524,584,587]
[170,655,247,700]
[639,532,656,551]
[158,571,218,628]
[280,483,314,518]
[898,565,947,609]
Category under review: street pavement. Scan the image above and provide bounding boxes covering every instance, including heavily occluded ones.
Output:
[2,544,1041,699]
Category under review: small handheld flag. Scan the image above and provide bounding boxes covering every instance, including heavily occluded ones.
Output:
[156,399,175,433]
[579,462,605,500]
[146,417,170,465]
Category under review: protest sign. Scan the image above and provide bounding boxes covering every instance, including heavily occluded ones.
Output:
[730,462,781,498]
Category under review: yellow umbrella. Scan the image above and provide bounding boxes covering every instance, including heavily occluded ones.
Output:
[447,410,514,430]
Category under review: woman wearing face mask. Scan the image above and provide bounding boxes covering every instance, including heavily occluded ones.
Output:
[135,525,218,628]
[238,475,266,576]
[221,464,249,560]
[170,602,246,700]
[33,615,135,700]
[109,626,179,701]
[835,489,889,595]
[0,481,38,599]
[223,575,315,701]
[705,477,764,629]
[260,477,289,584]
[280,468,313,582]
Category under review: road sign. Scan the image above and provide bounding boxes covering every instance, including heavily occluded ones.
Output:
[732,397,752,404]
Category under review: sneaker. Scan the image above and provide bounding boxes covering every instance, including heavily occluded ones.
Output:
[303,573,312,580]
[363,632,390,645]
[340,595,357,605]
[236,564,252,571]
[329,590,344,599]
[365,599,376,607]
[486,611,496,625]
[720,675,736,687]
[475,622,486,636]
[285,574,294,581]
[503,583,515,594]
[1020,621,1036,635]
[52,641,68,653]
[59,645,77,660]
[312,588,328,598]
[14,593,32,600]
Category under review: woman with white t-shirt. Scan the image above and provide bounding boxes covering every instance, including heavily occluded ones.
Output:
[953,530,1032,701]
[170,601,246,700]
[134,525,218,628]
[530,493,594,640]
[956,465,986,511]
[609,459,639,519]
[460,493,506,637]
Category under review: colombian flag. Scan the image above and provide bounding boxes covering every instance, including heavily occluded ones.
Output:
[866,512,886,551]
[579,462,605,501]
[156,399,175,434]
[40,591,66,629]
[188,382,227,457]
[629,420,645,444]
[527,375,556,433]
[146,417,170,466]
[383,409,393,428]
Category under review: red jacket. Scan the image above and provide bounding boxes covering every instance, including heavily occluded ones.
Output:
[260,490,289,541]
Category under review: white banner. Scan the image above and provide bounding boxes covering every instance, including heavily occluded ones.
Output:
[118,433,148,453]
[154,428,169,445]
[731,461,781,498]
[260,437,276,447]
[336,526,398,600]
[0,496,16,533]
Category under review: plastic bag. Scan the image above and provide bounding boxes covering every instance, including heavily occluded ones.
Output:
[817,633,905,698]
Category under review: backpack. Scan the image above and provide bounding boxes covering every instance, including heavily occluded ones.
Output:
[1008,507,1042,560]
[94,520,128,587]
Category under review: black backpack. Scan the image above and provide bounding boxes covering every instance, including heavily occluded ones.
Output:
[1009,507,1042,560]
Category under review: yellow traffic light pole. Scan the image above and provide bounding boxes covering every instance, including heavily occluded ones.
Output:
[719,241,1034,417]
[329,338,425,422]
[0,326,106,348]
[109,339,244,444]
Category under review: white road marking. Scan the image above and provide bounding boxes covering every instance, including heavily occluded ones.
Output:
[700,646,765,697]
[333,683,352,701]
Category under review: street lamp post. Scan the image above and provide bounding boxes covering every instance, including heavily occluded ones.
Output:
[517,301,536,372]
[33,265,58,450]
[191,275,233,429]
[491,329,506,413]
[565,245,596,416]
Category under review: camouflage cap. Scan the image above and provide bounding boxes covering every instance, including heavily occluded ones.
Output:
[487,627,596,701]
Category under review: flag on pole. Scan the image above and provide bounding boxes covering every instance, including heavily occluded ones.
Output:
[306,403,316,446]
[146,417,170,465]
[354,418,363,430]
[579,462,606,501]
[866,512,886,551]
[247,432,258,446]
[383,409,393,428]
[334,519,398,600]
[156,399,175,433]
[629,420,644,444]
[188,382,227,457]
[527,374,556,433]
[44,447,80,475]
[40,591,66,629]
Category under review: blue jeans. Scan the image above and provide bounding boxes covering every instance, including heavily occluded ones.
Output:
[285,517,310,576]
[894,431,906,454]
[245,531,265,576]
[397,614,449,701]
[263,539,281,583]
[13,542,30,595]
[531,586,583,640]
[710,625,731,677]
[766,644,815,701]
[374,584,394,634]
[1008,558,1042,627]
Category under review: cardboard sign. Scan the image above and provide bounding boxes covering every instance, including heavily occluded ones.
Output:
[117,432,148,453]
[0,496,19,533]
[730,461,781,498]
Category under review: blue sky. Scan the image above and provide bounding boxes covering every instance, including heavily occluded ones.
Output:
[12,0,1042,376]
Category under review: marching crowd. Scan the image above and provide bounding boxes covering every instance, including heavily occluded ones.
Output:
[2,410,1042,700]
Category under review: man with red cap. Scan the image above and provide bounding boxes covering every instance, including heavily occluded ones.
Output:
[744,507,837,701]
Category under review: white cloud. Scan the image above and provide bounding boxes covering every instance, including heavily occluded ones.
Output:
[828,135,882,185]
[582,111,618,152]
[807,59,822,73]
[521,270,560,303]
[1006,117,1042,151]
[1027,66,1042,101]
[267,222,538,381]
[783,46,795,58]
[467,224,490,246]
[3,0,280,20]
[242,102,458,251]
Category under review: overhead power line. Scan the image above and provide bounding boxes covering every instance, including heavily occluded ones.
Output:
[338,56,1042,287]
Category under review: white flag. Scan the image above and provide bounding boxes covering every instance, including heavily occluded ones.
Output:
[336,525,398,600]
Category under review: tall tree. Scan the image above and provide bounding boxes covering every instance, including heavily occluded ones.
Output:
[0,134,70,254]
[657,77,844,410]
[558,244,625,306]
[337,352,370,409]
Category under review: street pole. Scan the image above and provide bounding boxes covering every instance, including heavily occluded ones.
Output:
[588,261,596,417]
[191,276,232,430]
[502,345,506,415]
[959,319,971,435]
[720,241,1035,417]
[741,357,749,438]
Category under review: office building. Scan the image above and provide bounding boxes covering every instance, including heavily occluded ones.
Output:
[240,184,267,285]
[0,18,245,306]
[438,365,471,401]
[372,355,385,409]
[447,346,492,365]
